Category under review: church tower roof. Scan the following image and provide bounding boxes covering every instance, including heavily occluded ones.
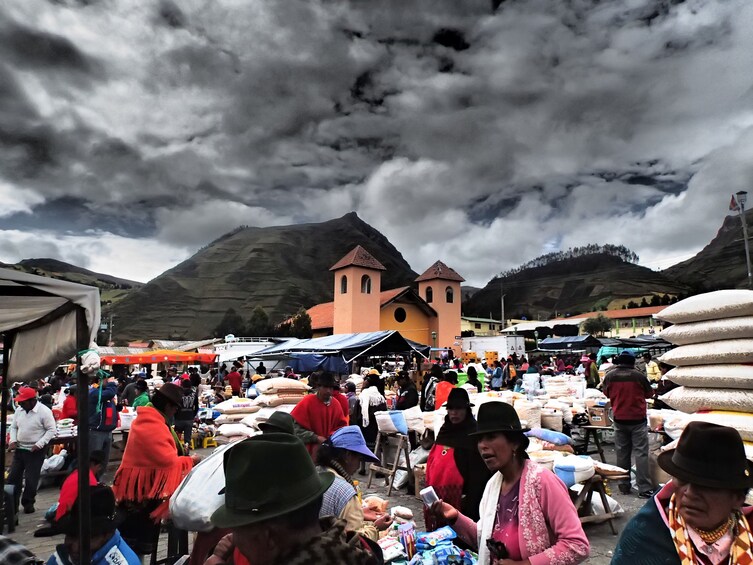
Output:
[329,245,387,271]
[415,260,465,282]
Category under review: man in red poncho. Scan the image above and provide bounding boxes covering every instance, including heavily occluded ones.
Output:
[112,383,200,557]
[291,371,347,457]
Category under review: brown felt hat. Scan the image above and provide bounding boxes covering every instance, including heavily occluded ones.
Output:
[155,382,182,407]
[658,421,753,490]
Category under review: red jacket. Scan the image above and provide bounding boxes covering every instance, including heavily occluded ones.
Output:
[61,395,77,423]
[226,371,242,393]
[602,365,653,422]
[56,469,97,521]
[330,390,350,425]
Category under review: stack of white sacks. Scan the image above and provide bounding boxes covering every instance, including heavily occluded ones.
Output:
[213,378,312,442]
[655,290,753,457]
[214,397,259,442]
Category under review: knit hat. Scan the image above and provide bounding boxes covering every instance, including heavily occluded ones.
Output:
[614,351,636,367]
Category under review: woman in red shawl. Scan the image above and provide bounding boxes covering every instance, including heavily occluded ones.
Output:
[113,383,200,556]
[424,388,491,533]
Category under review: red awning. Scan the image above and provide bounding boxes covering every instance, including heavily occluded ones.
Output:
[99,349,217,365]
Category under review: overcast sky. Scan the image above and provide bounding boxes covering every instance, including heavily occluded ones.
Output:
[2,0,753,287]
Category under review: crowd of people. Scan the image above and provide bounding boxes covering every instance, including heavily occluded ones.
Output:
[1,345,743,565]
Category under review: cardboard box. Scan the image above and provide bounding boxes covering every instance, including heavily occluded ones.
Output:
[588,406,611,427]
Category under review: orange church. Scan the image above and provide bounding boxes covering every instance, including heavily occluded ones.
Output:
[306,245,464,349]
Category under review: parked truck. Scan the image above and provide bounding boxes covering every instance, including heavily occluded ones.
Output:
[461,334,526,360]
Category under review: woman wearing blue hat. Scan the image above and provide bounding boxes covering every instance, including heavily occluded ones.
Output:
[316,425,393,540]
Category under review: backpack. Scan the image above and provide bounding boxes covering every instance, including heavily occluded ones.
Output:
[424,377,438,410]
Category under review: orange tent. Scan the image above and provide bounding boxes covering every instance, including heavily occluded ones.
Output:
[99,349,217,366]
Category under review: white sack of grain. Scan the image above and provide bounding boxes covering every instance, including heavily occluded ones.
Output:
[660,316,753,345]
[666,364,753,390]
[660,387,753,414]
[659,339,753,366]
[656,290,753,324]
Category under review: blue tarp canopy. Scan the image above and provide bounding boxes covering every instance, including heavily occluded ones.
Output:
[288,353,350,374]
[537,334,603,351]
[253,330,431,364]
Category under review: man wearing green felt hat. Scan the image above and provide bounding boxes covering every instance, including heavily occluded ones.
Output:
[210,433,383,564]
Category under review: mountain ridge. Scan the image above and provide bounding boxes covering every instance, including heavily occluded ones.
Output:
[108,212,419,340]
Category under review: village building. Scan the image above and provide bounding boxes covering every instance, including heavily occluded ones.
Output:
[306,245,464,349]
[461,316,504,337]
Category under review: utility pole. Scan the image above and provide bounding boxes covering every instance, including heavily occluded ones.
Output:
[500,283,505,329]
[108,314,114,345]
[735,191,753,289]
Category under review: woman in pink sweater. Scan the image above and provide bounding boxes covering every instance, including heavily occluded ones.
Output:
[430,402,589,565]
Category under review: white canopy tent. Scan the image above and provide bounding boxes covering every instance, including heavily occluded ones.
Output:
[0,267,101,382]
[0,267,100,562]
[500,318,585,333]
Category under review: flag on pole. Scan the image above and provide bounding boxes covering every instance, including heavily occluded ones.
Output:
[731,194,740,212]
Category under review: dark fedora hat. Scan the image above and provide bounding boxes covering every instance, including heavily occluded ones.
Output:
[470,401,530,436]
[155,382,183,407]
[315,372,338,388]
[211,433,334,528]
[444,388,474,410]
[658,421,753,490]
[258,412,295,435]
[56,485,123,536]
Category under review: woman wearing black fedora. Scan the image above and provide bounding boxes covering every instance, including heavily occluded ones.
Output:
[430,401,589,565]
[423,388,491,533]
[612,421,753,565]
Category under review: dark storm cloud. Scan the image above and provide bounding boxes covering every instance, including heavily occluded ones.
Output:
[0,0,752,285]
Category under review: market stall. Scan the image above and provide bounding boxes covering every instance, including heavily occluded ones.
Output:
[536,334,603,353]
[253,330,431,373]
[0,267,100,563]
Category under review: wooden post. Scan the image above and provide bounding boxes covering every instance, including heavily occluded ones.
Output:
[0,332,11,530]
[76,307,92,565]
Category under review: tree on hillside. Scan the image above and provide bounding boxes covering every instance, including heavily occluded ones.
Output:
[290,307,313,339]
[246,306,271,336]
[582,314,612,336]
[497,244,640,278]
[213,308,245,338]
